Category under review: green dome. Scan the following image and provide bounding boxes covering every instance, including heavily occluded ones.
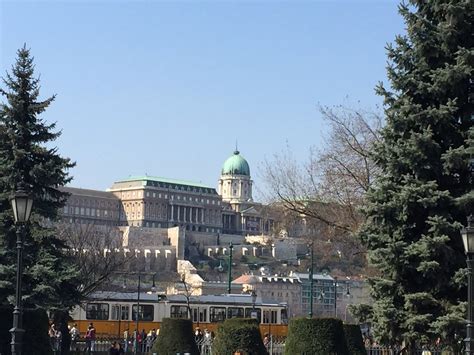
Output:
[221,150,250,176]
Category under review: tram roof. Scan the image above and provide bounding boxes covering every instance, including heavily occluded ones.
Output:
[85,291,287,307]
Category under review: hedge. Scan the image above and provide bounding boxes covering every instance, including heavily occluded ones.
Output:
[151,318,199,355]
[284,318,349,355]
[0,306,52,355]
[212,318,267,355]
[343,324,366,355]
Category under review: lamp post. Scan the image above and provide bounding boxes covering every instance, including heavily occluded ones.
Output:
[462,215,474,355]
[334,277,338,318]
[308,242,314,318]
[9,183,34,355]
[227,242,233,294]
[135,273,141,354]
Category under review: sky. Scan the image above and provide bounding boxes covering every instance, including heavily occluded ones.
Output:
[0,0,405,198]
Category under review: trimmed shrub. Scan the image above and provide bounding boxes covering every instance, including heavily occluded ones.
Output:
[151,318,199,355]
[343,324,366,355]
[0,306,52,355]
[284,318,349,355]
[212,318,267,355]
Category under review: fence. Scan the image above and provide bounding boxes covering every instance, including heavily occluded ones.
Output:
[67,336,285,355]
[366,346,455,355]
[65,338,457,355]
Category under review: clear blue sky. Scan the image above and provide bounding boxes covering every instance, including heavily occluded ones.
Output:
[1,0,404,196]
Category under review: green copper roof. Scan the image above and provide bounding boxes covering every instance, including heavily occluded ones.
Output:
[221,150,250,176]
[116,175,215,190]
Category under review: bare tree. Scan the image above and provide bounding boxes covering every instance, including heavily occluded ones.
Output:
[264,105,382,234]
[56,223,129,296]
[263,105,382,274]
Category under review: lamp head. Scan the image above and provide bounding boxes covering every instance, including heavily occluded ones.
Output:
[251,290,257,304]
[10,183,33,224]
[462,215,474,254]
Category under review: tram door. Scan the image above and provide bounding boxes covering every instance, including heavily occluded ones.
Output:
[111,304,130,337]
[191,307,207,324]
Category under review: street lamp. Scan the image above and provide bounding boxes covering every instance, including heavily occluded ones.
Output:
[227,242,233,294]
[150,274,157,293]
[462,215,474,355]
[334,277,338,318]
[251,290,257,312]
[9,183,34,355]
[135,273,142,354]
[308,242,314,318]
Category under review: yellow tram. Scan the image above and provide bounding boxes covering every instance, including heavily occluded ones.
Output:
[70,291,289,338]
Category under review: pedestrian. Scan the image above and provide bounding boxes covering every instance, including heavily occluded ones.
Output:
[70,323,80,351]
[55,327,62,353]
[109,341,119,355]
[116,342,125,355]
[132,329,140,352]
[123,329,129,352]
[140,329,146,352]
[146,330,154,352]
[49,324,58,352]
[263,333,270,349]
[85,322,96,354]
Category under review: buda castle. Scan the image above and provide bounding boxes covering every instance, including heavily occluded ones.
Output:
[60,150,273,236]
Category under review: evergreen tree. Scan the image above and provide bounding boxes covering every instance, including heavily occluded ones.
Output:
[0,46,81,312]
[359,0,473,350]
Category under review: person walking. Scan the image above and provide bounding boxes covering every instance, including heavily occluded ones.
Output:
[49,324,59,353]
[70,323,80,351]
[123,329,129,353]
[85,322,96,354]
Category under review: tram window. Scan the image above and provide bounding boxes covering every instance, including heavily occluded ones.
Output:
[132,305,154,321]
[86,303,109,320]
[210,307,226,322]
[245,308,261,322]
[227,307,244,319]
[171,305,188,319]
[262,310,278,324]
[112,305,130,320]
[281,309,288,324]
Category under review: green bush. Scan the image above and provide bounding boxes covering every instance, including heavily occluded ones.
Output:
[151,318,199,355]
[284,318,349,355]
[343,324,366,355]
[0,306,52,355]
[212,318,267,355]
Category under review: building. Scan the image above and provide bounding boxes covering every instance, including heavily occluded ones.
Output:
[291,272,337,317]
[292,272,371,320]
[59,187,122,225]
[233,273,302,317]
[60,150,272,236]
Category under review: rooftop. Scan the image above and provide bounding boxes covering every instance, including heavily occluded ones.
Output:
[113,175,215,191]
[60,186,119,200]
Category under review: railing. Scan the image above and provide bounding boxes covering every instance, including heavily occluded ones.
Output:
[366,346,455,355]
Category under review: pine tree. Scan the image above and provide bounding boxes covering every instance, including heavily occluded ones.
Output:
[360,0,473,350]
[0,46,81,311]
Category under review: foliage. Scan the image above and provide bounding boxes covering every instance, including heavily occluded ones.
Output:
[212,318,267,355]
[56,222,128,296]
[0,46,81,311]
[284,318,349,355]
[0,306,52,355]
[343,324,366,355]
[151,318,199,355]
[360,0,473,348]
